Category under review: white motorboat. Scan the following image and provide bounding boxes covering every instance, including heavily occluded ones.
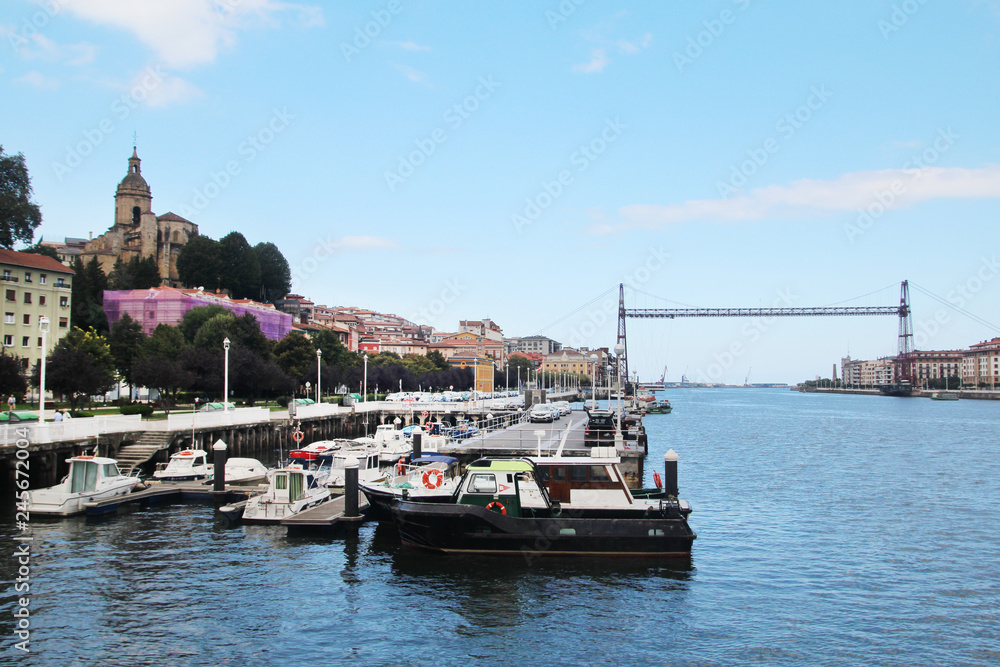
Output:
[322,447,389,491]
[220,457,269,485]
[27,454,142,516]
[153,449,211,482]
[360,454,462,521]
[355,424,413,463]
[240,466,331,523]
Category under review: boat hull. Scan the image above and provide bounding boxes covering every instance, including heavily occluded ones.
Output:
[28,480,140,517]
[361,485,454,522]
[390,501,696,557]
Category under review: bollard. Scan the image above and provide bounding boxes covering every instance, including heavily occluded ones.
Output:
[663,449,679,497]
[344,456,359,518]
[213,439,227,492]
[412,431,422,460]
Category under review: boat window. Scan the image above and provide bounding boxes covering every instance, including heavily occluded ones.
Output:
[69,462,90,493]
[289,472,304,502]
[537,467,550,482]
[274,474,288,490]
[551,467,566,481]
[589,466,611,482]
[82,461,98,492]
[570,466,587,481]
[469,473,497,494]
[103,463,119,478]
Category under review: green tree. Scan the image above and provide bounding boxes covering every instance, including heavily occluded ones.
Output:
[0,350,27,399]
[144,323,186,359]
[21,242,60,260]
[109,313,144,391]
[179,305,228,343]
[45,327,117,409]
[0,146,42,248]
[426,350,450,371]
[273,331,315,382]
[231,313,272,359]
[310,329,355,368]
[193,313,238,351]
[133,356,193,409]
[219,231,261,300]
[176,235,223,291]
[109,255,161,290]
[254,241,291,302]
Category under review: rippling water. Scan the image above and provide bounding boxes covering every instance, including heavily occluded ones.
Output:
[4,389,999,666]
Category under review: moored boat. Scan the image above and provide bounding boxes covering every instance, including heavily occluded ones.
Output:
[930,391,959,401]
[388,448,695,557]
[240,466,331,524]
[27,454,142,516]
[360,454,461,521]
[153,449,211,481]
[646,399,672,414]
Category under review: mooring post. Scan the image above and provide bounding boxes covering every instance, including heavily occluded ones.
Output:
[213,439,227,492]
[664,449,678,497]
[344,456,359,518]
[412,431,422,460]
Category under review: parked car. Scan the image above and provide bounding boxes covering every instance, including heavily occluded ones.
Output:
[584,410,617,442]
[529,405,554,423]
[0,410,39,422]
[553,401,571,416]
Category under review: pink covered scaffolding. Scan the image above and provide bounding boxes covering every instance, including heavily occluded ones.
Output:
[103,287,293,341]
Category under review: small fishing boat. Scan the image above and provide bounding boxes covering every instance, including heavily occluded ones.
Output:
[27,454,142,516]
[646,399,672,414]
[929,391,959,401]
[240,466,331,524]
[389,448,695,557]
[360,454,461,521]
[153,449,211,481]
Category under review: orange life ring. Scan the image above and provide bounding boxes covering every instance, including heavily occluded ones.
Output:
[653,472,663,489]
[396,458,406,475]
[485,501,506,515]
[422,468,444,490]
[291,430,304,444]
[421,411,429,420]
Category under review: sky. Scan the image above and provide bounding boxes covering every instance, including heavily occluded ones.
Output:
[2,0,999,384]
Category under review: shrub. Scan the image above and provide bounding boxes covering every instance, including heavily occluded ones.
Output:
[120,404,155,417]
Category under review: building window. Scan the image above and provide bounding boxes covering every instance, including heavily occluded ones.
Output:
[39,274,46,284]
[23,292,32,304]
[22,314,30,325]
[36,337,42,348]
[24,272,31,283]
[59,296,68,307]
[5,290,14,302]
[2,335,11,347]
[59,317,68,328]
[3,313,12,324]
[39,296,45,306]
[21,337,29,347]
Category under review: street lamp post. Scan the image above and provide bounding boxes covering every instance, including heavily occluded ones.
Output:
[38,316,49,422]
[589,354,598,409]
[316,349,322,403]
[223,337,230,411]
[363,353,368,403]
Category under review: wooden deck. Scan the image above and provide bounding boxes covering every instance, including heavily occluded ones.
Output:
[279,491,370,531]
[82,481,259,515]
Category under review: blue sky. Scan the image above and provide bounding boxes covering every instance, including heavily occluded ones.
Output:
[3,0,999,383]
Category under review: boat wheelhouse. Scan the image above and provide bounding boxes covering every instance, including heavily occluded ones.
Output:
[360,454,461,521]
[27,455,141,516]
[153,449,211,482]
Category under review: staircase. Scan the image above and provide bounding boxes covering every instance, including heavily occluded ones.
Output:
[115,432,178,475]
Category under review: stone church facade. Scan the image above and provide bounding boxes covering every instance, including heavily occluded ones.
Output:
[80,148,197,286]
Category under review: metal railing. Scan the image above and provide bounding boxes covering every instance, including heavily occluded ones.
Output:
[166,407,272,430]
[1,414,144,446]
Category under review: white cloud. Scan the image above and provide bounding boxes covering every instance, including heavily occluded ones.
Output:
[595,165,1000,233]
[15,34,97,66]
[618,32,652,53]
[393,40,431,52]
[394,63,430,85]
[63,0,323,69]
[573,48,608,73]
[15,70,60,90]
[129,70,204,107]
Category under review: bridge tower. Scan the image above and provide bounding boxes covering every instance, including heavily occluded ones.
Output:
[617,283,628,388]
[895,280,914,383]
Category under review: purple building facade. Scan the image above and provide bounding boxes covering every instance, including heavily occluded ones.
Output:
[103,287,293,340]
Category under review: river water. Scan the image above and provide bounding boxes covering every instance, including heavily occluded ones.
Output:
[3,389,999,666]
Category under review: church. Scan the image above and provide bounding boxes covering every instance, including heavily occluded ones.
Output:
[79,148,198,286]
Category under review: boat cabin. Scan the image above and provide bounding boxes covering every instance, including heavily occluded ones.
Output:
[154,449,210,480]
[67,456,124,493]
[268,468,318,504]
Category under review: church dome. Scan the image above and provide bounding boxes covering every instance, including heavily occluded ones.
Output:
[116,147,150,196]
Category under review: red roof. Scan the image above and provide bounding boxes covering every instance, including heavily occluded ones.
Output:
[0,249,73,273]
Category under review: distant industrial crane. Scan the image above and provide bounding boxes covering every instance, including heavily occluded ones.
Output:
[744,367,751,387]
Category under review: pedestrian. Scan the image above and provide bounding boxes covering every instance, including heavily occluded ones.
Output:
[62,409,72,420]
[7,395,14,410]
[53,410,63,423]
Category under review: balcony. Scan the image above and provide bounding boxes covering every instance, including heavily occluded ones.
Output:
[1,276,19,283]
[54,281,71,289]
